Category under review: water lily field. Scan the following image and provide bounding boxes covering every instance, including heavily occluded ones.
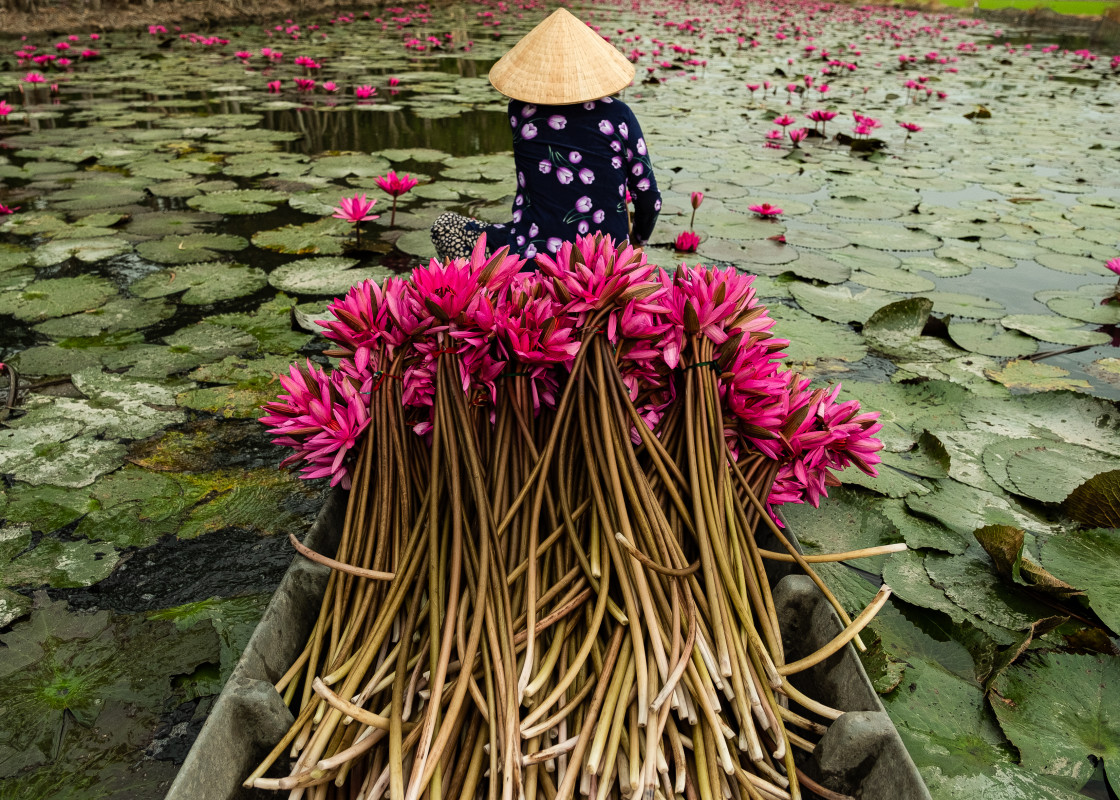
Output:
[0,1,1119,798]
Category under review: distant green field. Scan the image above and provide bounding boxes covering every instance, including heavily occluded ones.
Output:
[937,0,1117,14]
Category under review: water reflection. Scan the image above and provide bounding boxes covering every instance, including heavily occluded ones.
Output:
[260,106,512,157]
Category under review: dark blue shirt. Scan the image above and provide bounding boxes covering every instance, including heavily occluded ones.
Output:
[484,97,661,259]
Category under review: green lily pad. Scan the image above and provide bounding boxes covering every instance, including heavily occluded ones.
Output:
[0,276,117,322]
[961,392,1120,459]
[907,481,1055,539]
[862,298,960,361]
[768,305,867,364]
[984,360,1092,393]
[925,430,1006,494]
[0,428,125,489]
[1064,471,1120,529]
[394,228,438,259]
[73,467,198,548]
[788,284,897,324]
[251,217,352,255]
[947,320,1037,358]
[147,594,270,681]
[840,380,970,452]
[924,544,1060,631]
[268,257,397,295]
[1036,252,1115,276]
[935,244,1016,271]
[888,654,1088,800]
[923,291,1005,319]
[208,295,313,355]
[2,536,121,590]
[1000,315,1110,347]
[1041,529,1120,633]
[832,222,941,252]
[135,233,249,265]
[52,183,146,211]
[125,211,223,237]
[28,236,133,267]
[186,189,287,215]
[309,153,393,179]
[900,255,972,278]
[33,297,175,339]
[879,499,967,554]
[130,262,267,305]
[989,652,1119,792]
[851,264,936,293]
[1037,284,1120,325]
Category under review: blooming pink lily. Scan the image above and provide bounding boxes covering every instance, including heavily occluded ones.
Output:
[748,203,783,218]
[675,230,699,253]
[375,170,419,227]
[332,193,379,246]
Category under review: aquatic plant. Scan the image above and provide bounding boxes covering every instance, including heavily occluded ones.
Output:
[254,234,888,798]
[330,193,379,247]
[674,229,699,252]
[688,190,703,230]
[748,202,784,218]
[375,169,419,228]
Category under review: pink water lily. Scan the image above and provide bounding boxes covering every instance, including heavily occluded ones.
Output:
[675,230,699,253]
[265,232,882,513]
[331,193,379,246]
[748,203,783,218]
[375,170,419,227]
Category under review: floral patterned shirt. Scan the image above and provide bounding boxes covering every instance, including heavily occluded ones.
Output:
[483,97,661,259]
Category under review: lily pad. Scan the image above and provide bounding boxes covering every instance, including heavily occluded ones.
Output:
[251,217,352,255]
[768,305,867,364]
[1041,529,1120,634]
[923,291,1005,319]
[134,233,249,265]
[788,284,897,325]
[186,189,287,215]
[947,320,1037,358]
[268,257,397,295]
[1037,284,1120,325]
[2,537,121,589]
[0,276,117,322]
[1000,315,1110,347]
[989,652,1119,793]
[863,298,961,361]
[130,262,267,305]
[984,360,1092,393]
[33,297,174,339]
[1064,471,1120,529]
[832,222,941,252]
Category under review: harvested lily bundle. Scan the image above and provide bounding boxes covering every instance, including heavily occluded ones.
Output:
[254,234,893,800]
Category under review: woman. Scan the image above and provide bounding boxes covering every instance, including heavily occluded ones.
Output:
[430,8,661,260]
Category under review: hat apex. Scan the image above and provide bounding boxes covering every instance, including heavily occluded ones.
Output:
[488,8,636,106]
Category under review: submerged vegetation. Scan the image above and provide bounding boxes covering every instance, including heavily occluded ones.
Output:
[0,0,1118,797]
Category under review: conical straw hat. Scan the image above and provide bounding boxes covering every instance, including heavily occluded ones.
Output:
[488,8,636,105]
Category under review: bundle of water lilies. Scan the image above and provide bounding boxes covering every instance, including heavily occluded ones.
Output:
[252,233,893,800]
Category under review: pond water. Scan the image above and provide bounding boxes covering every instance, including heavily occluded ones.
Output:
[0,3,1119,798]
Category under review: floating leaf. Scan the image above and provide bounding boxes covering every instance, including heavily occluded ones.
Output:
[832,221,941,252]
[923,291,1005,319]
[1001,315,1110,347]
[186,189,287,215]
[130,261,266,305]
[1041,529,1120,634]
[863,298,960,361]
[984,360,1091,392]
[134,233,248,265]
[974,525,1080,598]
[251,217,352,255]
[1037,284,1120,325]
[268,257,398,295]
[924,544,1059,631]
[33,297,174,339]
[989,652,1119,792]
[0,276,116,322]
[851,264,936,293]
[1064,471,1120,529]
[907,481,1055,538]
[788,284,897,324]
[947,320,1036,359]
[768,305,866,364]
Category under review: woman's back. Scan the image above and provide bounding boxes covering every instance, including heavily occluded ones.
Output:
[498,96,660,258]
